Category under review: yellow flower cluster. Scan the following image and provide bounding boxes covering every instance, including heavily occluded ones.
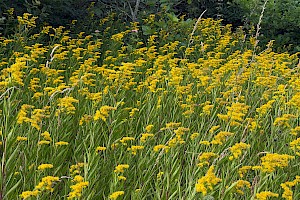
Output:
[229,142,250,160]
[195,165,222,195]
[281,176,300,200]
[140,133,154,143]
[153,144,170,152]
[17,105,50,130]
[218,102,250,126]
[211,131,234,145]
[35,176,60,192]
[260,153,295,173]
[109,191,124,199]
[37,163,53,171]
[114,164,129,173]
[93,105,117,121]
[70,163,85,176]
[235,180,251,195]
[68,175,89,199]
[127,145,144,155]
[56,96,79,116]
[255,191,279,200]
[198,152,218,167]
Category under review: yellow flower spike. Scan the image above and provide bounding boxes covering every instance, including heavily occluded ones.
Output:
[68,175,89,199]
[95,146,106,152]
[260,153,294,173]
[69,163,85,176]
[229,142,250,160]
[119,137,135,145]
[211,131,234,145]
[199,141,211,145]
[208,125,220,134]
[55,96,79,116]
[127,145,144,155]
[290,126,300,136]
[255,191,279,200]
[153,144,170,152]
[281,176,300,200]
[190,132,199,140]
[157,172,164,181]
[238,166,252,178]
[118,176,126,181]
[203,104,214,115]
[38,140,50,145]
[19,190,39,199]
[114,164,129,173]
[37,164,53,171]
[17,136,28,141]
[41,131,51,141]
[55,141,69,146]
[198,152,218,161]
[195,165,221,195]
[129,108,139,117]
[140,133,154,143]
[34,176,59,192]
[235,180,251,195]
[109,191,124,200]
[93,106,116,121]
[145,124,154,132]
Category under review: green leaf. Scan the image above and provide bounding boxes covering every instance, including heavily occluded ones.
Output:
[141,25,155,35]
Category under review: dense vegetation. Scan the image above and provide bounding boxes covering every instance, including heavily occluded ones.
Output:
[0,1,300,200]
[1,0,300,53]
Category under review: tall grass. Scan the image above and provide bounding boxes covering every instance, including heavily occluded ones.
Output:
[0,12,299,200]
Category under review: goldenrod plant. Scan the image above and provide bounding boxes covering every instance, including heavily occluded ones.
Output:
[0,10,299,199]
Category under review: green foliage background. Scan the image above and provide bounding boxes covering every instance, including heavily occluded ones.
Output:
[0,0,299,52]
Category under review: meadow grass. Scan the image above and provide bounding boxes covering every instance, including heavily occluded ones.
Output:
[0,12,300,200]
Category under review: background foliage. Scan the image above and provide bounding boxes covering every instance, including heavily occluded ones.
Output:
[0,1,299,51]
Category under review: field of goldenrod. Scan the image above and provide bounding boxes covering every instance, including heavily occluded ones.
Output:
[0,12,300,199]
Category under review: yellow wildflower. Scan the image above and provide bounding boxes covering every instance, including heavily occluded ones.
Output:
[190,132,199,140]
[127,145,144,155]
[157,172,164,181]
[211,131,234,145]
[38,140,50,145]
[281,176,300,200]
[17,136,28,141]
[153,144,169,152]
[140,133,154,143]
[199,141,211,145]
[255,191,279,200]
[235,180,251,195]
[114,164,129,173]
[118,176,126,181]
[209,125,220,134]
[37,164,53,170]
[291,126,300,136]
[55,141,69,146]
[55,96,79,116]
[35,176,59,192]
[19,190,39,199]
[119,137,135,145]
[195,165,222,195]
[109,191,124,199]
[260,153,294,173]
[94,105,116,121]
[229,142,250,160]
[68,175,89,199]
[145,124,154,132]
[203,104,214,115]
[238,166,252,178]
[96,146,107,152]
[198,152,218,167]
[41,131,51,141]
